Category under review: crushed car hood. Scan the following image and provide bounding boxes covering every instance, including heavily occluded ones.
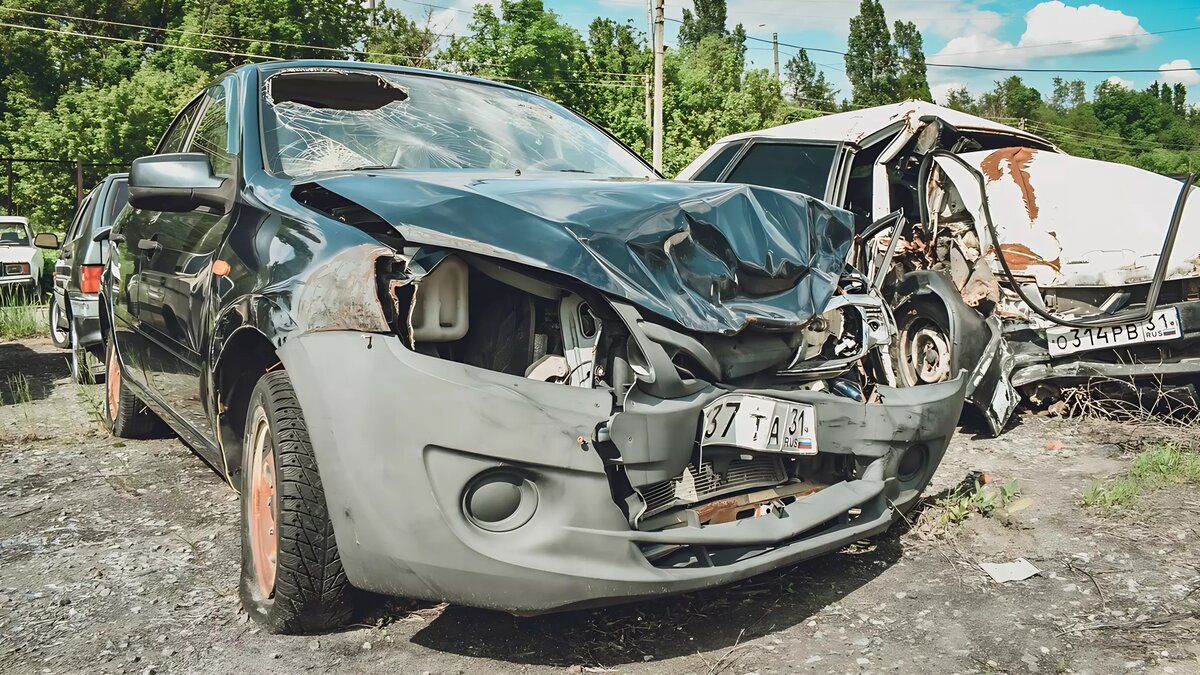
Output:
[305,172,855,333]
[937,149,1200,288]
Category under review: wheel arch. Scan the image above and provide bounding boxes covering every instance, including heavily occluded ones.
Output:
[213,326,281,482]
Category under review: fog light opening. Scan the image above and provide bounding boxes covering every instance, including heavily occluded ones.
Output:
[897,444,928,484]
[463,470,538,532]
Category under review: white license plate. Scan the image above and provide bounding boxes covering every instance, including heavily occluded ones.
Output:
[701,394,817,454]
[1046,307,1182,357]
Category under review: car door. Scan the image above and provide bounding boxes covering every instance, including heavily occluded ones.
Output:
[138,82,237,435]
[112,94,206,388]
[55,192,96,318]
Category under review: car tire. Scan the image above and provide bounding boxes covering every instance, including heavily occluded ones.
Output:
[104,337,161,438]
[69,320,103,384]
[49,295,70,349]
[892,300,954,388]
[239,370,355,634]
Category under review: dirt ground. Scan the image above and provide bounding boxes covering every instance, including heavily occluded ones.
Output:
[2,336,1198,675]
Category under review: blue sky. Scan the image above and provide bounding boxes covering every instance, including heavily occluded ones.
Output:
[415,0,1200,104]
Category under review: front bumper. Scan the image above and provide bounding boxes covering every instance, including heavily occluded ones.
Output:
[67,292,102,348]
[280,332,967,614]
[1008,300,1200,387]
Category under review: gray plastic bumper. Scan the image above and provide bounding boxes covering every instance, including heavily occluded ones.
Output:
[280,332,967,614]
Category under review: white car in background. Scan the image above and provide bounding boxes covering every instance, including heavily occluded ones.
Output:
[0,216,47,295]
[681,101,1199,434]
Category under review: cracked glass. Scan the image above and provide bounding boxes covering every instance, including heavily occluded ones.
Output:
[261,69,654,179]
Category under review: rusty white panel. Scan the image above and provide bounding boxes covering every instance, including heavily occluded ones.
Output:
[937,149,1200,288]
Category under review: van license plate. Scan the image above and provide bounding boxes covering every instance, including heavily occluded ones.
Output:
[701,394,817,454]
[1046,308,1182,357]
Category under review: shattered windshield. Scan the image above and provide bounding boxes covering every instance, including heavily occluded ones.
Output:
[0,222,29,246]
[261,69,654,179]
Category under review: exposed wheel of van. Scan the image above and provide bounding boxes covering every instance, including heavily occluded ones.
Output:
[893,301,954,387]
[49,295,70,349]
[239,370,354,634]
[104,336,161,438]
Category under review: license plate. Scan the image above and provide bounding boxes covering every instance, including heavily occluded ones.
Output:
[701,394,817,454]
[1046,307,1182,357]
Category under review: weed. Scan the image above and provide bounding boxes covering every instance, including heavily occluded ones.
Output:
[73,369,107,431]
[935,478,1022,525]
[5,373,36,437]
[0,290,45,341]
[1082,442,1200,510]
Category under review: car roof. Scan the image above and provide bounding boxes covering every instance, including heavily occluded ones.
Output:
[0,216,28,225]
[229,59,533,95]
[715,100,1053,148]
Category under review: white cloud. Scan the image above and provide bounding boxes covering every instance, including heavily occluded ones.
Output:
[1160,58,1200,86]
[931,1,1157,66]
[650,0,1003,42]
[1105,75,1134,88]
[930,81,967,104]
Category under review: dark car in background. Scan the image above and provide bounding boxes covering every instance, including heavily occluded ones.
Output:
[100,60,968,634]
[48,173,128,382]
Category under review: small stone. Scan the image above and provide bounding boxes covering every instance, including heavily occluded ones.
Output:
[856,658,870,665]
[308,639,320,651]
[269,652,281,659]
[362,642,372,650]
[642,655,653,662]
[894,592,907,600]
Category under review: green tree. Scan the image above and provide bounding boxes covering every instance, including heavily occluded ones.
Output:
[441,0,588,108]
[892,20,930,101]
[579,18,651,155]
[944,86,975,113]
[845,0,899,106]
[167,0,369,74]
[363,4,438,66]
[783,49,837,111]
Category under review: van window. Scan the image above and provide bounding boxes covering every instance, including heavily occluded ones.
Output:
[724,143,838,199]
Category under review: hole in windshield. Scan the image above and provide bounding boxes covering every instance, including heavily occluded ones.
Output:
[260,68,653,179]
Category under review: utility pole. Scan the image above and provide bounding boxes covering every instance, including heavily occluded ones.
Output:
[772,32,780,82]
[652,0,665,173]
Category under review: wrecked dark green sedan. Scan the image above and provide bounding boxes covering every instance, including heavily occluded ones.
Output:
[99,60,969,633]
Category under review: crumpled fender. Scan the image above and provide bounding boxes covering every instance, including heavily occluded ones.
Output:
[894,270,1017,436]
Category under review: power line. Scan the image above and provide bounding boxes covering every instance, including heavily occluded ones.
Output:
[0,9,650,81]
[731,28,1200,75]
[0,21,282,61]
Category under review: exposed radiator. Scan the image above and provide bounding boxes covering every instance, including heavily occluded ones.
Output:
[639,457,787,517]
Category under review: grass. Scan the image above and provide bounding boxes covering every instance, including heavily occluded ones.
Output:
[1081,442,1200,509]
[934,477,1022,525]
[5,373,36,437]
[0,290,46,341]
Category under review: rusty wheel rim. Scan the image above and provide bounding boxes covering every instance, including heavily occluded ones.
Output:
[248,409,278,598]
[106,347,120,422]
[899,318,952,385]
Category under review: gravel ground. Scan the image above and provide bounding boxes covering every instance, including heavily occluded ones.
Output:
[2,336,1199,674]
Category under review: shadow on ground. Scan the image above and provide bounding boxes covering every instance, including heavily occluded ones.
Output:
[0,341,67,404]
[403,532,905,668]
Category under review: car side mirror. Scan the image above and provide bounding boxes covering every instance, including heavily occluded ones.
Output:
[34,232,59,249]
[128,153,233,213]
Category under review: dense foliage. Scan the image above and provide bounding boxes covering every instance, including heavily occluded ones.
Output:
[0,0,1196,233]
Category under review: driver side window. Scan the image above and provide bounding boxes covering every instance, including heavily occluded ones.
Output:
[157,96,205,155]
[190,86,233,176]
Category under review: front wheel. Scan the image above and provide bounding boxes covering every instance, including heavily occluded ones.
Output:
[49,295,70,349]
[103,336,161,438]
[239,370,355,634]
[893,301,954,387]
